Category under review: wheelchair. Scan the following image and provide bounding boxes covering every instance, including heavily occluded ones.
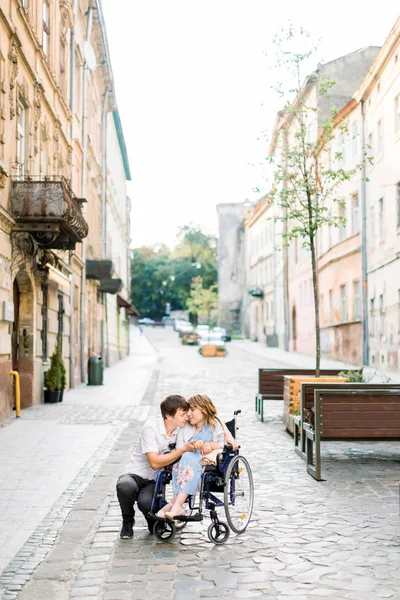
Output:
[148,410,254,545]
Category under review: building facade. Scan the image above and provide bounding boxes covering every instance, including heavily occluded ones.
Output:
[356,17,400,371]
[216,203,246,335]
[0,0,132,422]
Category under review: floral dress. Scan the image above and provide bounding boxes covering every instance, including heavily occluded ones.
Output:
[172,423,214,495]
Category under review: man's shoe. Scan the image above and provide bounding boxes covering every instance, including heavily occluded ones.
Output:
[120,519,134,539]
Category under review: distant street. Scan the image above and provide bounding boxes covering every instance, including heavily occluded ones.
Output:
[1,326,399,600]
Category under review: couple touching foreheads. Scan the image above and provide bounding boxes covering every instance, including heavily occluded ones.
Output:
[116,393,237,539]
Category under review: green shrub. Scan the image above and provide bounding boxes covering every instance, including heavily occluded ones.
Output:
[338,368,366,382]
[44,340,66,391]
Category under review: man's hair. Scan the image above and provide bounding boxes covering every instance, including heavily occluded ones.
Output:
[160,395,189,418]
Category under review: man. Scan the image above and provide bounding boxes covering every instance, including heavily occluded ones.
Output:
[116,394,196,539]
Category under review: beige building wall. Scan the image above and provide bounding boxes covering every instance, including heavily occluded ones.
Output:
[0,0,130,421]
[357,18,400,371]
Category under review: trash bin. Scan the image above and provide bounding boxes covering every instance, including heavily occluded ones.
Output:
[88,355,103,385]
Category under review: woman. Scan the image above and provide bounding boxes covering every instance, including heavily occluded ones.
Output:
[157,394,225,520]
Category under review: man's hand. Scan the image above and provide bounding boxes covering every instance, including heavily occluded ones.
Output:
[193,440,204,450]
[184,440,198,452]
[201,442,213,456]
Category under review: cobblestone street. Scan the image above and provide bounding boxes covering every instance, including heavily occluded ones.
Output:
[1,327,400,599]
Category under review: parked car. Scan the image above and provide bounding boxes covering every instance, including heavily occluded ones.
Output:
[195,325,210,339]
[213,327,231,342]
[199,332,225,349]
[176,320,193,335]
[138,317,155,325]
[161,316,175,326]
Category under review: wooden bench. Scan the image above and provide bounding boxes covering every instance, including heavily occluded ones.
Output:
[255,368,357,422]
[303,388,400,480]
[294,382,400,458]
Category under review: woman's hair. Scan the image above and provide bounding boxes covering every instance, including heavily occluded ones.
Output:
[188,394,217,429]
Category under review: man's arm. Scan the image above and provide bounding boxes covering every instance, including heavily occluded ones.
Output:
[146,440,197,471]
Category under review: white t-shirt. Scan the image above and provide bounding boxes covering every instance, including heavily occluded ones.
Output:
[122,416,179,480]
[176,421,225,449]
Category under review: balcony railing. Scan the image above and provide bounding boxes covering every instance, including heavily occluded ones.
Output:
[10,177,88,250]
[248,286,264,298]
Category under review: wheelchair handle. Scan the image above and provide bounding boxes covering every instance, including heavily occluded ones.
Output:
[234,410,241,416]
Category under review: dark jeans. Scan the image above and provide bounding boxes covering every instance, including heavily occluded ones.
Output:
[116,474,156,532]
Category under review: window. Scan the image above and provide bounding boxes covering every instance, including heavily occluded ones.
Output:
[398,290,400,334]
[352,121,359,155]
[371,205,375,242]
[40,128,47,176]
[339,201,346,241]
[320,294,324,325]
[395,95,400,136]
[367,132,373,159]
[340,132,346,166]
[17,100,26,175]
[377,119,383,155]
[41,284,48,360]
[352,193,360,235]
[397,182,400,228]
[354,281,361,320]
[370,298,375,337]
[329,289,333,324]
[378,197,384,240]
[57,293,64,353]
[42,1,50,58]
[60,43,66,96]
[379,294,385,338]
[340,285,347,322]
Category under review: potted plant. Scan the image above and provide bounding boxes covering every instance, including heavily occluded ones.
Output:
[44,341,65,403]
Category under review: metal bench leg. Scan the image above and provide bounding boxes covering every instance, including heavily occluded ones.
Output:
[261,397,265,422]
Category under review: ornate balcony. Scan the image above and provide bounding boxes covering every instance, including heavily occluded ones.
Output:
[248,286,264,298]
[10,177,88,250]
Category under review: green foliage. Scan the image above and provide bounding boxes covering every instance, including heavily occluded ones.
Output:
[44,340,66,391]
[130,226,217,319]
[338,368,366,383]
[186,277,218,324]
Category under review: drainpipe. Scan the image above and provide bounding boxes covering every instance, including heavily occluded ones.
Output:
[80,3,94,383]
[68,0,78,389]
[101,89,109,367]
[282,130,290,351]
[360,99,369,366]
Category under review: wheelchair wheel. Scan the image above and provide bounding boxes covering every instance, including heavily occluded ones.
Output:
[153,520,176,542]
[224,455,254,534]
[207,521,230,545]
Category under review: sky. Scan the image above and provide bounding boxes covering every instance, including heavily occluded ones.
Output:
[101,1,399,249]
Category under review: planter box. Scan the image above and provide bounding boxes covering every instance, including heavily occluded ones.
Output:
[283,375,349,433]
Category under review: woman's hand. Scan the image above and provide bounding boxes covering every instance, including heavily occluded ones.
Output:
[201,442,213,456]
[193,440,204,450]
[224,432,239,451]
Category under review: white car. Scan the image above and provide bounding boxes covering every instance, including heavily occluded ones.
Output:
[196,325,210,338]
[179,322,194,334]
[199,332,225,349]
[138,317,155,325]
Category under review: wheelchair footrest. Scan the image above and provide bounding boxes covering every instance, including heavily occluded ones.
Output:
[174,513,203,522]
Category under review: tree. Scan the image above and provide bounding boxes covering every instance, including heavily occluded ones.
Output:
[130,226,217,319]
[186,277,218,325]
[269,27,366,376]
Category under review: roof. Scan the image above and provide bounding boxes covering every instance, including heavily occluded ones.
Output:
[355,17,400,101]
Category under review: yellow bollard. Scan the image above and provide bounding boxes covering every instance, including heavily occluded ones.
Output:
[10,371,21,418]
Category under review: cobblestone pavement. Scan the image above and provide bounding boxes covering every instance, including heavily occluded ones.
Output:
[2,328,400,599]
[0,329,156,598]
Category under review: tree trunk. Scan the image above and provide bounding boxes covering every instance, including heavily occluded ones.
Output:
[309,234,320,377]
